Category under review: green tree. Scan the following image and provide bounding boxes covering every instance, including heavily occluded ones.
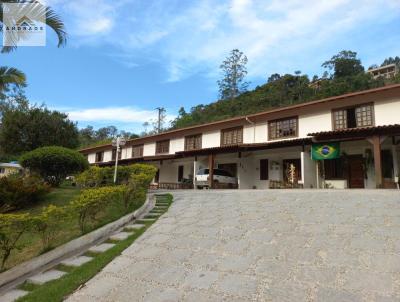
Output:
[20,146,89,186]
[322,50,364,78]
[217,49,249,100]
[0,104,80,155]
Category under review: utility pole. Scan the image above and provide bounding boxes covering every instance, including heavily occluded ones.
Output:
[155,107,164,134]
[112,136,126,184]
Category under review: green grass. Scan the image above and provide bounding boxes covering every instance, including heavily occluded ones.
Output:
[16,194,173,302]
[4,184,145,270]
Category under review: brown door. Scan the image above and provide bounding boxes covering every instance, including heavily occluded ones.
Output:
[348,155,364,188]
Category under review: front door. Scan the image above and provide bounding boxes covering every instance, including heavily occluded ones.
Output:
[348,155,364,188]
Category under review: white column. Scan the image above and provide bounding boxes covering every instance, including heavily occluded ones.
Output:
[193,160,197,189]
[392,144,399,189]
[300,152,305,186]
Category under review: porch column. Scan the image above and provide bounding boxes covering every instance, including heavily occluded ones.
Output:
[208,154,215,189]
[372,135,383,188]
[392,141,399,189]
[193,160,198,190]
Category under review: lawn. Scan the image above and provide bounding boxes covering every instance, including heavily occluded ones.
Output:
[4,184,144,271]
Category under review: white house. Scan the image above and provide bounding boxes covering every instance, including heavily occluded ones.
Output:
[80,84,400,189]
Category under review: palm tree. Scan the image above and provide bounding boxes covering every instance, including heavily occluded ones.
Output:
[0,0,66,52]
[0,67,26,94]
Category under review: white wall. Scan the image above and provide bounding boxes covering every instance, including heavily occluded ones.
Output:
[170,138,184,154]
[374,98,400,126]
[158,159,194,183]
[88,153,96,164]
[202,130,220,148]
[103,150,112,162]
[243,123,268,144]
[121,147,132,159]
[143,142,156,156]
[301,150,317,188]
[298,110,332,138]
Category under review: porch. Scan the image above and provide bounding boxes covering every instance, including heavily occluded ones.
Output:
[149,126,400,190]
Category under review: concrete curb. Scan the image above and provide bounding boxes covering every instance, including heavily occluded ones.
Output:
[0,193,155,290]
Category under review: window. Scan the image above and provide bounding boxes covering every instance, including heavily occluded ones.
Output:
[355,104,374,127]
[260,159,269,180]
[221,127,243,146]
[95,151,104,162]
[131,145,144,158]
[333,103,374,130]
[185,134,202,151]
[178,165,184,182]
[324,158,344,179]
[268,117,298,140]
[111,149,121,161]
[156,140,170,154]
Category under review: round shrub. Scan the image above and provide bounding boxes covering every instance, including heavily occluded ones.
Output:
[20,146,89,187]
[0,175,50,213]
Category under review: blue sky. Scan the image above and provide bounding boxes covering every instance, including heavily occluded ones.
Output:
[2,0,400,133]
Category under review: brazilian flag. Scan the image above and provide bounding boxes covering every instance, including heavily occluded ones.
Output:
[311,143,340,160]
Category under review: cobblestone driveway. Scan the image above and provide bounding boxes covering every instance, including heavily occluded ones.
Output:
[67,190,400,302]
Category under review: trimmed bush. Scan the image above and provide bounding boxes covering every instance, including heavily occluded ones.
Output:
[32,205,67,251]
[0,175,50,213]
[76,164,157,188]
[0,213,32,270]
[20,146,89,187]
[70,186,125,233]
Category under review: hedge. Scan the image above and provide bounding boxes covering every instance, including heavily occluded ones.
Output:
[76,164,157,187]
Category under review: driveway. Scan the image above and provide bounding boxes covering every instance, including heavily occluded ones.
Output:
[67,190,400,302]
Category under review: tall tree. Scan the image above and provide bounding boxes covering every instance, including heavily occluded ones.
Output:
[0,104,79,156]
[322,50,364,78]
[217,49,249,100]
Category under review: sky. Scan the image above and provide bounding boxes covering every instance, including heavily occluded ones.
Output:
[2,0,400,133]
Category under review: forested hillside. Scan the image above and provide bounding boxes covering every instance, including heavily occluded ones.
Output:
[171,51,400,129]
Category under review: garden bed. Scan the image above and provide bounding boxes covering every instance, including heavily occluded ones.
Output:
[3,184,145,271]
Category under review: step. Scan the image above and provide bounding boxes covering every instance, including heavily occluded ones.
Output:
[0,289,29,302]
[109,231,132,241]
[60,255,93,267]
[88,243,115,253]
[156,203,170,206]
[136,218,156,223]
[125,224,145,230]
[145,213,162,217]
[27,269,66,285]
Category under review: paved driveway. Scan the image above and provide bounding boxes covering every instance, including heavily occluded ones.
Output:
[67,190,400,302]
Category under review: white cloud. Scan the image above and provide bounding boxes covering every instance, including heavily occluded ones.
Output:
[53,0,400,80]
[65,106,174,123]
